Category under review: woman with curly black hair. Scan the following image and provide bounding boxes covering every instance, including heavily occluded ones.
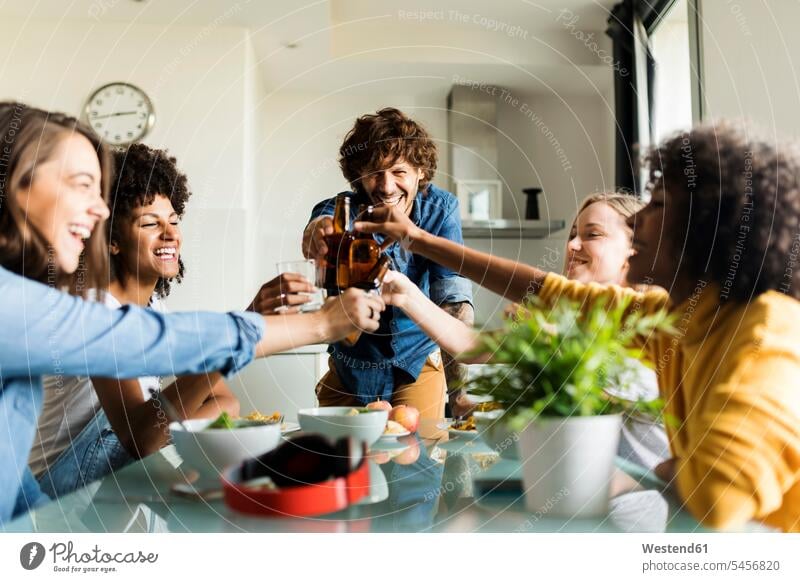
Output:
[359,122,800,532]
[107,142,190,299]
[31,143,329,497]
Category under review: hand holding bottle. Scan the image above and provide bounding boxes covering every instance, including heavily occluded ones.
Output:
[302,216,334,260]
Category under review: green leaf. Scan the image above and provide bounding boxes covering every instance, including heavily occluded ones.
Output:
[464,296,673,419]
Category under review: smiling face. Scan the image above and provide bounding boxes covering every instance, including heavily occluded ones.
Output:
[564,201,634,285]
[359,158,423,211]
[626,183,687,289]
[16,133,110,274]
[111,194,182,284]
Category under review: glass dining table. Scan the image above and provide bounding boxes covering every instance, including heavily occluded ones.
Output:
[5,419,711,533]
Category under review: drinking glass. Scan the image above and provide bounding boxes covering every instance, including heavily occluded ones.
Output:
[275,259,325,313]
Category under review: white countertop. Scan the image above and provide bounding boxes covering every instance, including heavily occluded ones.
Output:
[275,343,329,355]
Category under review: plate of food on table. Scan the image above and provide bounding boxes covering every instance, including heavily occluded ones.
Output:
[437,402,503,438]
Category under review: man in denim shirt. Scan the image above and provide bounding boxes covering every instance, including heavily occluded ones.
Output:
[303,108,474,419]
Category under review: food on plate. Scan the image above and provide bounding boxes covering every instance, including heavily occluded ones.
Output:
[389,405,420,433]
[206,410,283,429]
[451,416,477,431]
[244,411,282,423]
[366,399,393,412]
[474,401,503,413]
[383,420,407,435]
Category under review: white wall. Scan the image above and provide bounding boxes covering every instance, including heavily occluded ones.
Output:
[699,0,800,137]
[0,18,263,311]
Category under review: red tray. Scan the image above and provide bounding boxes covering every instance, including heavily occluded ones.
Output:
[222,460,371,517]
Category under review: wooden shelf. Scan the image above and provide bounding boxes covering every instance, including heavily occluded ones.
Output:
[462,219,566,239]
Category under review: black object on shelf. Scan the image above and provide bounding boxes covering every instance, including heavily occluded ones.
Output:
[523,188,542,220]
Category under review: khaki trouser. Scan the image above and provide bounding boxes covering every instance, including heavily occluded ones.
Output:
[315,351,446,420]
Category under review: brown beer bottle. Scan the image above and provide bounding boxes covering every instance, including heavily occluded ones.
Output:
[348,204,381,288]
[322,193,353,293]
[342,254,391,347]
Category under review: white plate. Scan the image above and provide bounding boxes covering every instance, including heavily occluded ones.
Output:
[281,421,301,434]
[379,429,411,441]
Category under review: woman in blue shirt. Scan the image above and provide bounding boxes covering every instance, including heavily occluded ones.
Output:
[0,101,384,524]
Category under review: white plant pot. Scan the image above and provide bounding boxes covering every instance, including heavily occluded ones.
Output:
[517,414,622,519]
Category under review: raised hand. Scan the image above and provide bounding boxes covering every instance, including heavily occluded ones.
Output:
[380,270,419,310]
[302,216,334,260]
[353,205,422,249]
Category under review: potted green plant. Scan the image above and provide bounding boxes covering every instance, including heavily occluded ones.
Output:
[464,296,674,518]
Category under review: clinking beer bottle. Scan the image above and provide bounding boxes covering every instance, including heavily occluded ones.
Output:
[322,192,354,294]
[348,204,381,288]
[342,254,391,347]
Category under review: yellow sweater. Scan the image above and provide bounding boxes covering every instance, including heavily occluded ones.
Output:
[539,273,800,532]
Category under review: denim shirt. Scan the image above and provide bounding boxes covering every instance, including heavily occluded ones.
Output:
[0,266,265,523]
[308,183,473,402]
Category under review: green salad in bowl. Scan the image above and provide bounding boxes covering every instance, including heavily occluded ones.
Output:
[205,411,283,430]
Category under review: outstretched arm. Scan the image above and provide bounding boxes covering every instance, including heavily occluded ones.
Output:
[254,289,384,357]
[93,372,240,459]
[355,206,547,303]
[0,269,384,379]
[439,301,478,417]
[382,271,482,359]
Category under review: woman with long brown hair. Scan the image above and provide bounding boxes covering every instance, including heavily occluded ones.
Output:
[0,102,384,524]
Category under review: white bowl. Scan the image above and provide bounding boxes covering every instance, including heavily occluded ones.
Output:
[473,409,519,459]
[170,418,282,481]
[298,407,389,445]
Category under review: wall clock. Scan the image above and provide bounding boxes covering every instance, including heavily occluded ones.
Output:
[84,82,155,146]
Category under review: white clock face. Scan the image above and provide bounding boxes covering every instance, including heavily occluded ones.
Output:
[85,83,155,146]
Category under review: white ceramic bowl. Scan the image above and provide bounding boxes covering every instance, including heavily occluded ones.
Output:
[473,409,519,459]
[298,407,389,446]
[170,418,282,481]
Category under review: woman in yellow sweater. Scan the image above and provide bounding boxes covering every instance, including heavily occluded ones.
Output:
[357,122,800,532]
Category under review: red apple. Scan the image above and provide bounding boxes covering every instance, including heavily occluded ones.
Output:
[366,399,393,412]
[393,436,420,465]
[389,405,420,433]
[369,450,391,464]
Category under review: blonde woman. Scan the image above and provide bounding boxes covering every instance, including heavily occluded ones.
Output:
[381,193,669,468]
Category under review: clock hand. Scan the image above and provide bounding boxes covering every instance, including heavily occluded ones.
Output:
[92,111,138,119]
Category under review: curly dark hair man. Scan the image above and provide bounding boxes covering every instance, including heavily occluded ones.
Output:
[642,122,800,302]
[303,107,474,420]
[339,107,438,192]
[109,143,191,297]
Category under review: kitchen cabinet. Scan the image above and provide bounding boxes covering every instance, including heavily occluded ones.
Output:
[228,344,328,421]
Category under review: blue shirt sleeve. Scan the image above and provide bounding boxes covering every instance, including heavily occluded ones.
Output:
[0,268,265,380]
[308,197,337,223]
[427,196,474,306]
